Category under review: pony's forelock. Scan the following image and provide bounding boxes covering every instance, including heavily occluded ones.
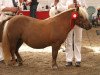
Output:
[79,7,89,19]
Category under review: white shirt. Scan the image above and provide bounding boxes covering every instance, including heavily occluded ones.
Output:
[57,0,87,11]
[66,0,87,7]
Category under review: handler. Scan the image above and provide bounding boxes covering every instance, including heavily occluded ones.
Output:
[51,0,87,67]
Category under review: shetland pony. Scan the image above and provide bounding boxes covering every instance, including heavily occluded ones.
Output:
[2,7,92,69]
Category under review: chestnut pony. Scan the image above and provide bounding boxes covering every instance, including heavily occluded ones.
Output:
[2,7,91,69]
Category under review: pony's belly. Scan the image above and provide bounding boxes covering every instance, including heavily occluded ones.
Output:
[25,41,51,49]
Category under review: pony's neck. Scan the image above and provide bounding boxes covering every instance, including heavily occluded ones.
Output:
[54,9,75,30]
[48,9,75,34]
[57,9,75,18]
[55,9,75,24]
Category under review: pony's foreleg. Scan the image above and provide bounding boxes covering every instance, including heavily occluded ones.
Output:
[52,43,61,69]
[9,39,22,66]
[15,40,23,66]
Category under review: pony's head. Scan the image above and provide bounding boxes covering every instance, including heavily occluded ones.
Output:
[49,6,92,30]
[74,7,92,30]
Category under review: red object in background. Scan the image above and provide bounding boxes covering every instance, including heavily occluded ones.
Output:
[18,10,49,19]
[36,11,49,19]
[18,10,30,16]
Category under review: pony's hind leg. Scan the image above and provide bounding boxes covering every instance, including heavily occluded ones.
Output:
[15,50,23,66]
[15,39,23,66]
[10,45,19,66]
[10,51,17,66]
[9,38,20,66]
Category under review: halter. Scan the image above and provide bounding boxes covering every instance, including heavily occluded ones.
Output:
[70,0,79,29]
[70,11,78,29]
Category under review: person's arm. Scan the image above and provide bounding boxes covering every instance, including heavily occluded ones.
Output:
[74,0,87,8]
[82,0,87,8]
[2,7,19,13]
[67,0,87,9]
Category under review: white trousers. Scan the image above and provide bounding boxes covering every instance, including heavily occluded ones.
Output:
[65,25,82,62]
[0,43,4,61]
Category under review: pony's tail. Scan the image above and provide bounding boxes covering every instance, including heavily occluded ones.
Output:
[1,16,12,26]
[2,21,11,65]
[0,16,12,42]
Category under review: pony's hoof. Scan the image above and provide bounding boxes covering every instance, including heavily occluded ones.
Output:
[18,62,23,66]
[52,65,58,70]
[10,60,19,66]
[12,61,23,66]
[12,63,19,66]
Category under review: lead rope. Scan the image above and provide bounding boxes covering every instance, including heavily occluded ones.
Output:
[72,0,78,51]
[85,30,93,50]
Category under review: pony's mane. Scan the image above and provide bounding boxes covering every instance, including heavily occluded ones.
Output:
[78,7,89,19]
[61,7,89,19]
[49,6,89,19]
[56,8,75,16]
[60,8,75,13]
[49,7,75,17]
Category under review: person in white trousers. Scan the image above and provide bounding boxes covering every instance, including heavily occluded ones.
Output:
[0,0,19,62]
[52,0,87,67]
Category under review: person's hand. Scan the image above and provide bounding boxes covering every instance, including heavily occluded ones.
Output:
[68,4,80,9]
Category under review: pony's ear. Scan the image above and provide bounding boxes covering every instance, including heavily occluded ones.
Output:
[75,6,79,11]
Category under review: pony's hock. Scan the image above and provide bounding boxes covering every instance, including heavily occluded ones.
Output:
[2,7,91,69]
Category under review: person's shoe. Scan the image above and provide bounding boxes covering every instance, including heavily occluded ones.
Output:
[65,62,72,67]
[75,62,81,67]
